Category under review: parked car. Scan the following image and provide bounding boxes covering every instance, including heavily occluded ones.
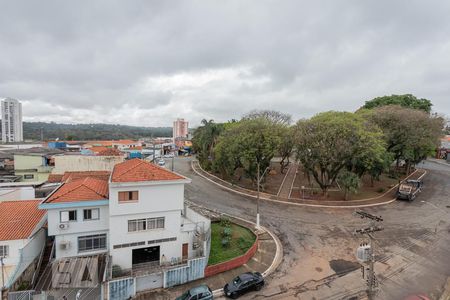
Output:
[397,179,423,201]
[157,159,165,166]
[176,285,214,300]
[223,272,264,299]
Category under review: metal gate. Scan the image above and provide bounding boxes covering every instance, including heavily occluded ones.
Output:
[136,272,163,292]
[108,277,135,300]
[8,290,35,300]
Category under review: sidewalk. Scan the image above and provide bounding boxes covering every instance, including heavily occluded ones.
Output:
[192,160,427,208]
[133,210,282,300]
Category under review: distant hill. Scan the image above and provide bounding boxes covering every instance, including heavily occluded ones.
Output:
[23,122,172,141]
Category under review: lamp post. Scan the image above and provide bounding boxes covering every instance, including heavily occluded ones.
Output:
[256,162,270,229]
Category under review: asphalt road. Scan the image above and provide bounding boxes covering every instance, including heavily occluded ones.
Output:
[170,157,450,300]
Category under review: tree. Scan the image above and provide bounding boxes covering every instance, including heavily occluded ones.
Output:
[293,111,385,197]
[243,110,294,173]
[213,118,280,184]
[192,119,224,169]
[242,110,292,126]
[361,94,432,113]
[337,170,360,200]
[369,105,444,174]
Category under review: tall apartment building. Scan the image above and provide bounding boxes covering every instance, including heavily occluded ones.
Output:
[1,98,23,143]
[172,118,188,143]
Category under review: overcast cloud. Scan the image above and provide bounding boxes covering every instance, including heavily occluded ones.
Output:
[1,1,449,127]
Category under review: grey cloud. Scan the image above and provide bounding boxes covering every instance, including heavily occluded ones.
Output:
[0,0,449,127]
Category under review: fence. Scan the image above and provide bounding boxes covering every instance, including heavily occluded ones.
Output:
[163,257,207,288]
[7,290,35,300]
[108,277,135,300]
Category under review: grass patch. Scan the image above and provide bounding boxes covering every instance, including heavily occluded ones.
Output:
[208,222,256,265]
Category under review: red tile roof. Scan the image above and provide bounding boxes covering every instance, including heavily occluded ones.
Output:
[0,200,46,241]
[44,177,109,204]
[62,171,111,182]
[97,148,123,156]
[111,159,185,183]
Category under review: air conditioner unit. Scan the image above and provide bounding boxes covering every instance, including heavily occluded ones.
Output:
[60,241,70,250]
[59,223,69,230]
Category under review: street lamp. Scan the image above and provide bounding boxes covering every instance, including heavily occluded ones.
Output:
[256,162,270,229]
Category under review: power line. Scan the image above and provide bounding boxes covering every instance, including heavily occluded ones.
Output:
[354,210,384,300]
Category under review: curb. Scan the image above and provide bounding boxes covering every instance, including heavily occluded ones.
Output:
[191,160,428,209]
[188,204,283,298]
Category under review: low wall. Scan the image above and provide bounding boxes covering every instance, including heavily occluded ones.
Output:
[204,237,259,277]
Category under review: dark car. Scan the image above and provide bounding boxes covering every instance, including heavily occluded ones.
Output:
[176,285,213,300]
[223,272,264,299]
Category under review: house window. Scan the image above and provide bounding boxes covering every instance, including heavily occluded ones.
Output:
[24,174,34,179]
[118,191,139,202]
[78,234,107,253]
[60,210,77,222]
[83,208,100,221]
[0,245,9,258]
[128,217,165,232]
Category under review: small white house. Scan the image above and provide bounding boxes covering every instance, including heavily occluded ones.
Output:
[39,177,110,259]
[0,200,47,288]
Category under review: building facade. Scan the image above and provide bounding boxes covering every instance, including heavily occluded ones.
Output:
[173,118,189,143]
[1,98,23,143]
[40,159,210,280]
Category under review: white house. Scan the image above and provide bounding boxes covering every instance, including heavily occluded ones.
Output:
[109,158,206,271]
[39,159,210,290]
[39,177,110,259]
[0,200,47,288]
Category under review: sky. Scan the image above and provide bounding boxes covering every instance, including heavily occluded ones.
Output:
[1,1,450,127]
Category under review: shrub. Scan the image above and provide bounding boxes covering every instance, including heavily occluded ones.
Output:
[221,237,231,248]
[222,227,232,237]
[220,216,231,228]
[238,237,253,251]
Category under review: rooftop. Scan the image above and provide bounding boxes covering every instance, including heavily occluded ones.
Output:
[111,158,185,183]
[0,200,46,241]
[44,177,109,204]
[97,148,123,156]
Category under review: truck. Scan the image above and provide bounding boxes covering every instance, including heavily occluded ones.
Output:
[396,179,423,201]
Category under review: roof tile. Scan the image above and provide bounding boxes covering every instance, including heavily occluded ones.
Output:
[0,200,46,241]
[44,177,109,203]
[111,159,184,183]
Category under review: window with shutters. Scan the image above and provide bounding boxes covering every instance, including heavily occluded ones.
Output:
[60,210,77,222]
[118,191,139,203]
[0,245,9,258]
[83,208,100,221]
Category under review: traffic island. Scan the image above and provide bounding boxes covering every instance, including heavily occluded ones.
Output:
[205,219,258,277]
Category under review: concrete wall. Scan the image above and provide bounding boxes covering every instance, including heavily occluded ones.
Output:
[13,155,44,170]
[54,230,109,259]
[0,239,28,267]
[52,155,124,174]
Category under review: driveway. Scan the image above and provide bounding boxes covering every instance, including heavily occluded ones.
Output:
[169,157,450,300]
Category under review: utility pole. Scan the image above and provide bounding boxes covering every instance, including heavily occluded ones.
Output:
[354,211,384,299]
[256,162,260,229]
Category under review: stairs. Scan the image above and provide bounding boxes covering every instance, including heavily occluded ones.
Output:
[34,239,54,289]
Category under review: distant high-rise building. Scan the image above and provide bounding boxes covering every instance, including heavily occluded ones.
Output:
[1,98,23,143]
[173,118,189,142]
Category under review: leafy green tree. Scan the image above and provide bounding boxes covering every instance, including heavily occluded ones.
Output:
[243,110,293,173]
[337,170,360,200]
[369,105,444,174]
[294,111,385,196]
[192,119,224,169]
[213,118,280,184]
[361,94,432,113]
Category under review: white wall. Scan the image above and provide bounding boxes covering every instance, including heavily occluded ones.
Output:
[54,230,109,259]
[108,182,184,216]
[52,155,124,174]
[47,205,110,259]
[0,186,35,201]
[0,239,28,267]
